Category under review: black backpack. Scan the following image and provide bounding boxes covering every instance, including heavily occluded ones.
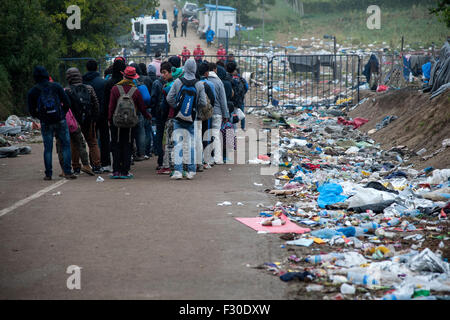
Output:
[36,83,62,124]
[69,84,92,125]
[231,77,246,109]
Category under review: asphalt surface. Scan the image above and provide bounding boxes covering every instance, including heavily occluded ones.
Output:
[0,114,290,299]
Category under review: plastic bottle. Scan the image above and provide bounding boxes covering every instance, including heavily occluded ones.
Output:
[336,226,368,237]
[347,271,379,285]
[360,222,380,231]
[387,218,401,227]
[305,253,344,264]
[382,293,412,300]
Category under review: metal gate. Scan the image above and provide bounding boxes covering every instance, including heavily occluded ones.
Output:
[58,54,361,108]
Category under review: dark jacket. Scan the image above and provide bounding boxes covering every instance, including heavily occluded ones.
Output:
[150,77,166,120]
[65,68,100,125]
[83,71,106,121]
[27,66,71,123]
[217,65,234,112]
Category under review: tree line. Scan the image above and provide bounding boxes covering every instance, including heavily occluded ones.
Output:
[0,0,158,119]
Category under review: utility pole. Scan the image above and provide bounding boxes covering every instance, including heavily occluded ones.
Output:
[262,0,265,47]
[215,0,218,40]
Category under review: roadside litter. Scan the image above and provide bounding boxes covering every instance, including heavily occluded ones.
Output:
[240,92,450,300]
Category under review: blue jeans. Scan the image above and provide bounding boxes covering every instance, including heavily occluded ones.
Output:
[172,119,196,173]
[41,119,72,177]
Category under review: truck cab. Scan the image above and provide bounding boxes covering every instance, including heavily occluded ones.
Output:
[138,17,171,53]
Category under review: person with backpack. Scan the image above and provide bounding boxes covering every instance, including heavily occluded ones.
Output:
[166,59,207,180]
[172,19,178,38]
[181,17,188,37]
[206,62,229,166]
[28,66,76,180]
[231,67,249,131]
[108,66,151,179]
[196,62,216,171]
[129,63,151,162]
[83,60,111,172]
[65,68,103,174]
[158,63,184,175]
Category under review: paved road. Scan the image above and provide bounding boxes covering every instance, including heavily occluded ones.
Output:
[160,0,218,57]
[0,115,289,299]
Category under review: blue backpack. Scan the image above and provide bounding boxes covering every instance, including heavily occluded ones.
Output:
[37,83,62,124]
[175,78,198,123]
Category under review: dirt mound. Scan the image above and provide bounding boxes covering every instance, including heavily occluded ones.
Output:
[349,88,450,170]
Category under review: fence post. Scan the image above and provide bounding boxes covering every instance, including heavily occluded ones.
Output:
[357,56,361,105]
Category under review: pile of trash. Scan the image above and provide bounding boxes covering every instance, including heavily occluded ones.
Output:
[0,115,39,158]
[245,101,450,300]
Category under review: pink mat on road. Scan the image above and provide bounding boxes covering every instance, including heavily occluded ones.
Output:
[235,215,311,234]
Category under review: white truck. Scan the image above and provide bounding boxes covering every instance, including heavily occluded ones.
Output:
[134,17,171,53]
[131,17,143,48]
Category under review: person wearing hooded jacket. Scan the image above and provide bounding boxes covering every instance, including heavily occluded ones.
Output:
[27,66,76,180]
[65,67,102,174]
[207,62,230,166]
[159,63,184,175]
[83,60,111,172]
[166,59,207,180]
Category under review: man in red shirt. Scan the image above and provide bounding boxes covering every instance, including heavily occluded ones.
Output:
[193,44,205,63]
[217,44,226,61]
[108,66,151,179]
[181,46,191,66]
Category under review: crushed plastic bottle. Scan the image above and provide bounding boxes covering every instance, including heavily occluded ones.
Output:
[305,253,345,264]
[347,271,379,286]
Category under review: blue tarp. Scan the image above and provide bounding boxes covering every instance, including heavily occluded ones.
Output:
[317,183,349,208]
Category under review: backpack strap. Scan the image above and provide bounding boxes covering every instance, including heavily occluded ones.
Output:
[117,85,125,96]
[127,86,137,98]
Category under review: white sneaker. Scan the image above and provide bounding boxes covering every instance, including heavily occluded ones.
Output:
[186,172,196,180]
[204,163,212,170]
[171,171,183,180]
[102,166,112,173]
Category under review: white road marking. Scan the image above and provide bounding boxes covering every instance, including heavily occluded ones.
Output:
[0,180,68,218]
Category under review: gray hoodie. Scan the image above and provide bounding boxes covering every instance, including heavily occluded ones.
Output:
[167,59,207,114]
[207,71,229,118]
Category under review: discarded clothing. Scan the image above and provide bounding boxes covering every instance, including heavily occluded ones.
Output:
[280,271,315,282]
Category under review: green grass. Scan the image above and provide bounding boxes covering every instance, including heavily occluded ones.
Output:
[237,0,448,50]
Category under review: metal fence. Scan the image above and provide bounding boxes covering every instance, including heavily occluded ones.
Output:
[270,54,361,107]
[58,53,361,108]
